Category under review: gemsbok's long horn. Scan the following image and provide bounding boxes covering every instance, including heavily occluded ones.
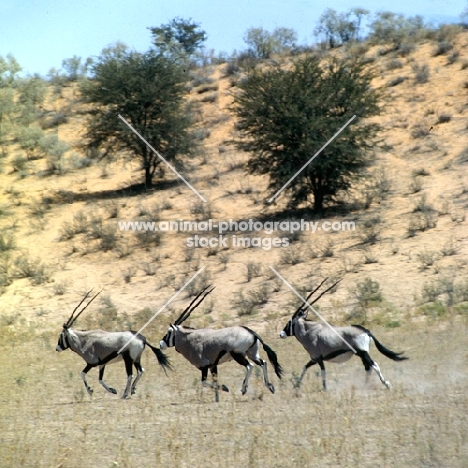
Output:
[65,289,94,328]
[69,289,102,327]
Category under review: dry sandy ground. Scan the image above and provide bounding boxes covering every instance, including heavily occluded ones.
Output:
[0,319,467,467]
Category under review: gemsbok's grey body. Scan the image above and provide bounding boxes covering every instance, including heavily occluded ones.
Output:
[280,279,408,390]
[56,290,171,399]
[160,287,283,401]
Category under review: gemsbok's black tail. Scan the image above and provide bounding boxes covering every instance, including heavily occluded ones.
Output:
[242,326,284,379]
[133,332,172,373]
[353,325,408,362]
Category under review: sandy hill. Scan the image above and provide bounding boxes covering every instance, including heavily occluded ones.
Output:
[1,31,467,335]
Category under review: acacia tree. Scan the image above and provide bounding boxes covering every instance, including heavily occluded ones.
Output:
[231,56,383,212]
[314,8,369,48]
[80,48,194,187]
[149,17,206,56]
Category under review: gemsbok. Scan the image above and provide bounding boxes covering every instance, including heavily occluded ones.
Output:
[280,278,408,390]
[56,289,171,399]
[160,286,283,401]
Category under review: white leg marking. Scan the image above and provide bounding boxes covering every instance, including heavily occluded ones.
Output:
[242,363,253,395]
[81,371,93,395]
[261,361,275,393]
[372,362,391,389]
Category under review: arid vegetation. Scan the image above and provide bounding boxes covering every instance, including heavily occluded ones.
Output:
[0,10,468,468]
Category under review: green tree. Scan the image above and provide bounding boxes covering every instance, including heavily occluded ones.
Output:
[243,27,297,59]
[231,56,382,212]
[314,8,369,48]
[62,55,93,81]
[0,88,15,155]
[368,12,425,49]
[149,17,206,56]
[0,54,21,86]
[80,48,194,187]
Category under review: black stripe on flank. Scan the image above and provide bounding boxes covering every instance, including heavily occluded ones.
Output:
[322,349,352,361]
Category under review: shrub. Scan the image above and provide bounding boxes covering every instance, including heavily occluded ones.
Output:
[410,124,430,138]
[0,232,15,252]
[348,277,383,323]
[388,76,406,87]
[416,249,438,270]
[246,261,262,282]
[412,63,429,84]
[437,114,451,124]
[386,59,403,70]
[279,245,304,265]
[433,41,453,56]
[13,255,49,285]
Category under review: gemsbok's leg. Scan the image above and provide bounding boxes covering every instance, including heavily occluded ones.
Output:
[230,352,253,395]
[210,365,220,402]
[99,365,117,394]
[81,363,94,395]
[121,354,134,399]
[297,360,317,388]
[247,346,275,393]
[131,361,145,395]
[318,359,327,391]
[358,350,391,389]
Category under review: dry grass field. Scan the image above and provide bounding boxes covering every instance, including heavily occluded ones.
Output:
[0,319,467,467]
[1,26,468,468]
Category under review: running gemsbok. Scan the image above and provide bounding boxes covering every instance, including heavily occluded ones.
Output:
[280,278,408,390]
[56,289,171,399]
[160,286,283,402]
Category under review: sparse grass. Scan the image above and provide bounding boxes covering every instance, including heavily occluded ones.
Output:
[437,113,451,124]
[411,63,430,84]
[13,255,49,285]
[318,239,334,258]
[190,200,213,220]
[200,92,218,103]
[416,249,438,270]
[408,175,423,194]
[140,261,158,276]
[433,41,453,56]
[386,59,403,70]
[53,281,67,295]
[279,245,305,265]
[441,237,456,257]
[245,261,262,283]
[410,123,430,139]
[363,248,379,264]
[0,321,467,467]
[388,76,406,87]
[0,232,15,252]
[134,230,163,251]
[408,211,437,236]
[218,252,230,270]
[359,217,381,245]
[411,168,430,177]
[123,267,136,284]
[412,194,434,214]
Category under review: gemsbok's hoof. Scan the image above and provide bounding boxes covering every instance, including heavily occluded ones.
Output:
[86,388,94,395]
[109,388,117,395]
[268,384,275,394]
[221,385,229,392]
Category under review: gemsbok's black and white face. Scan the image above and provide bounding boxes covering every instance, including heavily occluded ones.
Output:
[56,326,71,352]
[279,319,294,339]
[160,325,178,350]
